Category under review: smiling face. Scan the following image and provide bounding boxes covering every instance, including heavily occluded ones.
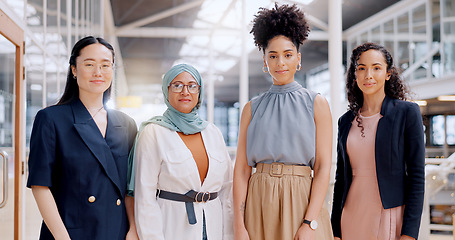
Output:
[168,71,200,114]
[71,43,113,98]
[355,49,391,98]
[263,35,301,85]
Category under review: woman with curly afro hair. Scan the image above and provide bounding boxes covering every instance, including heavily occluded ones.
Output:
[331,43,425,240]
[233,3,334,240]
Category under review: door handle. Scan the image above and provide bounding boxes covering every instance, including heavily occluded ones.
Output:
[0,151,8,208]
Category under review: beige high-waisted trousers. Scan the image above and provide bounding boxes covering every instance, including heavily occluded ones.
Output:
[245,163,333,240]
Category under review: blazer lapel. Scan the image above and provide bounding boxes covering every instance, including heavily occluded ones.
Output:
[339,112,354,160]
[104,110,128,191]
[375,96,394,171]
[338,112,354,191]
[71,100,122,195]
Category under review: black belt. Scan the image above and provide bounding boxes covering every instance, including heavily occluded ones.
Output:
[157,189,218,225]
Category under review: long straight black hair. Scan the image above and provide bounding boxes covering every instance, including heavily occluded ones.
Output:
[57,36,115,105]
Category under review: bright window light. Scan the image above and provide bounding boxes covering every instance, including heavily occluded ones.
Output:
[30,84,42,91]
[413,100,427,106]
[437,95,455,101]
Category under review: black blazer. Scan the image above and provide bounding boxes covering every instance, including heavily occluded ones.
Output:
[331,96,425,239]
[27,99,137,240]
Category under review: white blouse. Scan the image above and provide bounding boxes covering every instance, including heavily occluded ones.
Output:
[133,123,233,240]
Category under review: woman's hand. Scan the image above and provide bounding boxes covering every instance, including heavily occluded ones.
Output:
[124,196,138,240]
[294,224,316,240]
[31,186,71,240]
[125,228,139,240]
[234,225,250,240]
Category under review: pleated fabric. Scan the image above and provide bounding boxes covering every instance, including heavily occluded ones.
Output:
[244,165,333,240]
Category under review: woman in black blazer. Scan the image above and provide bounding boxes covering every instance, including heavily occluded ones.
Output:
[331,43,425,240]
[27,36,138,240]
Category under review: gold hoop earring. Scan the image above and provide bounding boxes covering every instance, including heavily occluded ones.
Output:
[262,66,268,73]
[297,63,301,71]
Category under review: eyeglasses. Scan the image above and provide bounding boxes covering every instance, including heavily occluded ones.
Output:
[78,62,113,73]
[168,83,200,94]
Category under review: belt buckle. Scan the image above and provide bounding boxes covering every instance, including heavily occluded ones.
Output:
[195,192,211,203]
[270,162,284,177]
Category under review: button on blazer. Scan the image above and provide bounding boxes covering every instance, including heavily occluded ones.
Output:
[27,99,137,240]
[331,96,425,239]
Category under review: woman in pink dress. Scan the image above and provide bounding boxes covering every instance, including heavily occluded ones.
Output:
[331,43,425,240]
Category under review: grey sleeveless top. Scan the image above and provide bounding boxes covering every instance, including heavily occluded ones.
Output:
[246,81,318,168]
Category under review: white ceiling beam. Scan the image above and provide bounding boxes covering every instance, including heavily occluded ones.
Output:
[306,14,328,32]
[410,75,455,100]
[115,27,330,41]
[308,31,329,41]
[104,0,129,96]
[33,24,428,42]
[344,0,425,37]
[116,0,205,34]
[116,27,240,38]
[280,0,328,31]
[210,0,237,36]
[104,0,116,36]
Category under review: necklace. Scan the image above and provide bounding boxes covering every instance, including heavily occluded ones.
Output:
[88,106,104,118]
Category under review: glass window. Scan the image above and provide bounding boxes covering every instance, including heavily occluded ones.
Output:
[412,5,426,34]
[431,115,445,146]
[443,0,455,18]
[214,105,228,144]
[384,41,394,57]
[360,32,368,44]
[447,115,455,145]
[384,20,394,35]
[47,0,58,32]
[0,37,16,148]
[227,106,239,147]
[25,40,44,146]
[398,42,410,71]
[443,22,455,75]
[371,26,381,44]
[348,40,358,59]
[26,0,44,32]
[397,12,409,34]
[46,72,59,106]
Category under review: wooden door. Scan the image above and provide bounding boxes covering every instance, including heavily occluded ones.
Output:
[0,8,25,240]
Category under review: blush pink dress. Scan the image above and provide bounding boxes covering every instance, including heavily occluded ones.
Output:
[341,113,404,240]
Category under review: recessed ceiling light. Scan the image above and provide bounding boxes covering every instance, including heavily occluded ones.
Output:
[413,100,427,106]
[437,95,455,101]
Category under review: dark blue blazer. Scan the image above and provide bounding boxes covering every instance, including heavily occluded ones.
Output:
[27,99,137,240]
[331,96,425,239]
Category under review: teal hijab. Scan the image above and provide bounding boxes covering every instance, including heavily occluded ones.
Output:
[127,64,208,195]
[148,63,208,134]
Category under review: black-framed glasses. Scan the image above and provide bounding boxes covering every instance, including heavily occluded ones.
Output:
[168,83,200,94]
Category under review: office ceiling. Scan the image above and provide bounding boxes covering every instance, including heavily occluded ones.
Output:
[109,0,401,105]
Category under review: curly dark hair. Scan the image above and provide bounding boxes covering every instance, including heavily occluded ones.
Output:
[346,42,408,136]
[250,3,310,52]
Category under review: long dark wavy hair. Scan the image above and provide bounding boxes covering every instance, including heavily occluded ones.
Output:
[346,42,408,136]
[57,36,114,105]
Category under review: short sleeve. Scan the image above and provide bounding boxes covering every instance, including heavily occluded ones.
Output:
[27,110,57,188]
[126,134,139,196]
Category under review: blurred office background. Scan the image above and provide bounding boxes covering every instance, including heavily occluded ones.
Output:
[0,0,454,239]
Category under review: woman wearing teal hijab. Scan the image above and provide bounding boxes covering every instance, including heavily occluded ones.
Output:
[128,64,233,240]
